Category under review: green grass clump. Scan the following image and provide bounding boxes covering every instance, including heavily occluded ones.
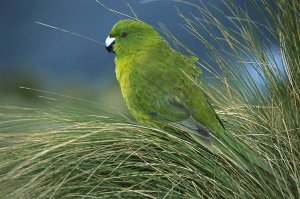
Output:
[0,0,299,198]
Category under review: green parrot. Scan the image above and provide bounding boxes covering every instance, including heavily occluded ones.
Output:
[105,19,272,174]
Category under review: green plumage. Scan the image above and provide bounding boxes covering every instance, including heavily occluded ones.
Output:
[107,19,273,174]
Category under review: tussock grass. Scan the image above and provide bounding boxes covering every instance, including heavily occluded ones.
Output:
[0,0,299,198]
[0,101,284,198]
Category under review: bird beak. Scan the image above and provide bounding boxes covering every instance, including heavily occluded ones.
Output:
[105,35,115,53]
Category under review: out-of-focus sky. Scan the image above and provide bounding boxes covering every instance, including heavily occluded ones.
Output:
[0,0,273,105]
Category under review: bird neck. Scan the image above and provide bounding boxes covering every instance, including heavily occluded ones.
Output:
[114,55,133,82]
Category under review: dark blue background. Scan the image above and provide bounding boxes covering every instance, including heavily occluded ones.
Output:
[0,0,273,104]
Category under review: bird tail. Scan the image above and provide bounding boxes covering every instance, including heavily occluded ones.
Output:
[171,117,275,178]
[210,131,277,179]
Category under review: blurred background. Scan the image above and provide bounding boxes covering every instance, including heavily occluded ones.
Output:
[0,0,274,112]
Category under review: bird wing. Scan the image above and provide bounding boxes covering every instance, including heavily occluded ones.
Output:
[149,91,213,139]
[137,47,213,138]
[131,41,222,138]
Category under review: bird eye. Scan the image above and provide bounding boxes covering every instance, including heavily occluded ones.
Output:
[121,32,128,38]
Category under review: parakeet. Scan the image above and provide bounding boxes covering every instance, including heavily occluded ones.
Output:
[105,19,272,174]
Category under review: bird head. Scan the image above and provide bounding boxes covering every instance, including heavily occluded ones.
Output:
[105,19,161,56]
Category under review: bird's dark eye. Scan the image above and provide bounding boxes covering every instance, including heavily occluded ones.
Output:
[121,32,128,38]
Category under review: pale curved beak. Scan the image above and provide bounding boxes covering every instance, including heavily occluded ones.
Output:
[105,36,115,53]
